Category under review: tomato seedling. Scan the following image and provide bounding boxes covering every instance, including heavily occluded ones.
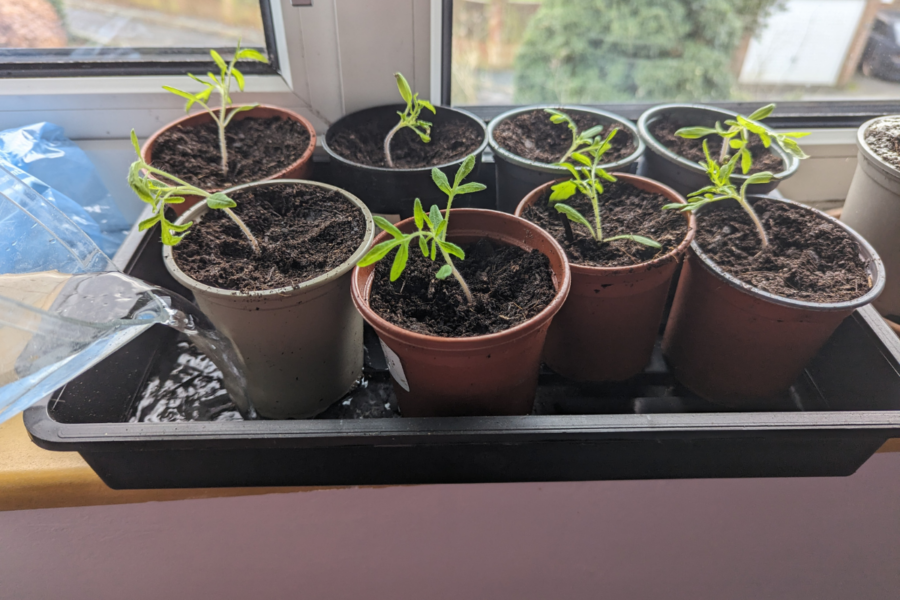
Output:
[384,72,436,168]
[544,108,609,164]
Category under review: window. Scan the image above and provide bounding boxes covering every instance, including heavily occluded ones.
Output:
[448,0,900,124]
[0,0,278,77]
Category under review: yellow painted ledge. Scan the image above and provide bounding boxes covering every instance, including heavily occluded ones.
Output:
[0,414,326,512]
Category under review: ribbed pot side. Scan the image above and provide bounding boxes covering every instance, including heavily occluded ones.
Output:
[163,180,375,419]
[351,209,571,417]
[662,198,884,406]
[143,105,317,216]
[515,173,695,381]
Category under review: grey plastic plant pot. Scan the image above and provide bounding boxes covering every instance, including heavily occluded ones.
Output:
[637,104,798,197]
[322,105,489,219]
[488,105,644,213]
[841,115,900,321]
[662,196,885,407]
[163,180,375,419]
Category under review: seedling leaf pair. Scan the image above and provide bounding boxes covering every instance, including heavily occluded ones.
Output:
[544,108,608,164]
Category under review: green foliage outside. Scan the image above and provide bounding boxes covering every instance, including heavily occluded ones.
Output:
[513,0,781,103]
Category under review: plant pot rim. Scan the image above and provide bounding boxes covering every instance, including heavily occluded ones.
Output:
[690,194,885,312]
[514,172,696,275]
[142,104,318,194]
[351,208,571,349]
[856,115,900,180]
[321,104,489,174]
[162,179,375,299]
[487,104,645,174]
[637,103,800,182]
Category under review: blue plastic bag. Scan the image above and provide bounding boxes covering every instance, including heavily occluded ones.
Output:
[0,123,130,256]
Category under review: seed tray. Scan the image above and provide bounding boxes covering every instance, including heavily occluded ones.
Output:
[24,219,900,488]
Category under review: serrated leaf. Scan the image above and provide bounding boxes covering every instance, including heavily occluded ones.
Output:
[748,103,775,121]
[675,126,717,139]
[395,72,413,104]
[374,215,404,239]
[236,48,268,63]
[357,238,402,267]
[455,182,486,195]
[554,203,594,238]
[438,240,465,260]
[206,193,237,209]
[390,241,409,281]
[435,264,453,280]
[549,180,577,202]
[431,168,451,193]
[454,154,476,187]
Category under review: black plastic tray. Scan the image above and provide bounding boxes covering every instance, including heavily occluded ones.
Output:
[24,214,900,489]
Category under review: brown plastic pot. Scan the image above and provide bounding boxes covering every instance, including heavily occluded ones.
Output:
[142,104,317,215]
[662,196,885,406]
[515,174,696,381]
[351,209,571,417]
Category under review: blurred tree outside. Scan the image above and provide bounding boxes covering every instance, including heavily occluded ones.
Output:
[513,0,782,103]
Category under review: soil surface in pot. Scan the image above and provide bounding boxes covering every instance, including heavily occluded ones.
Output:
[649,116,783,175]
[697,198,871,303]
[864,117,900,169]
[522,180,688,268]
[173,182,365,292]
[494,109,636,164]
[327,111,483,169]
[152,116,311,190]
[369,238,555,337]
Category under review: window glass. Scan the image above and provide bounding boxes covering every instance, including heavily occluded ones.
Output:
[0,0,266,63]
[451,0,900,105]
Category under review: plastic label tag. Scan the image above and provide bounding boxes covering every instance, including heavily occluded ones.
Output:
[379,340,409,392]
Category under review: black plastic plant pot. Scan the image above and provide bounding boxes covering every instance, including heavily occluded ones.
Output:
[488,105,644,213]
[322,104,489,218]
[637,104,799,197]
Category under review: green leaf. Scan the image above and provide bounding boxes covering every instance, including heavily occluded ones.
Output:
[374,215,404,240]
[745,171,774,185]
[164,196,185,205]
[206,192,237,209]
[454,154,476,187]
[419,100,436,114]
[740,148,752,174]
[783,132,811,139]
[429,205,443,230]
[554,203,594,238]
[167,220,192,232]
[438,240,465,260]
[210,50,228,74]
[675,126,717,139]
[395,72,413,104]
[570,152,591,167]
[580,125,605,140]
[598,169,617,183]
[431,168,451,193]
[357,238,402,267]
[430,239,437,261]
[163,86,195,102]
[748,103,775,121]
[435,264,453,280]
[454,182,486,195]
[418,234,429,257]
[435,219,448,239]
[130,130,142,156]
[138,214,160,231]
[232,67,245,91]
[235,48,268,63]
[606,234,662,249]
[661,203,685,211]
[549,180,577,202]
[556,162,580,181]
[413,198,426,229]
[390,241,409,281]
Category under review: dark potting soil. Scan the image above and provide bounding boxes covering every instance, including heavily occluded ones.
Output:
[493,109,636,164]
[864,117,900,169]
[369,238,556,337]
[696,198,871,303]
[649,116,784,175]
[522,180,689,268]
[151,116,311,190]
[173,183,365,292]
[327,111,483,169]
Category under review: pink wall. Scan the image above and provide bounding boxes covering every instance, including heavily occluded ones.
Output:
[2,454,899,599]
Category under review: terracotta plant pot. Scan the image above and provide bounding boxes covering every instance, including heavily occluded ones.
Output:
[143,105,317,215]
[662,196,885,406]
[322,105,489,219]
[163,180,375,419]
[351,209,571,417]
[637,104,798,197]
[490,105,644,213]
[516,174,696,381]
[840,115,900,321]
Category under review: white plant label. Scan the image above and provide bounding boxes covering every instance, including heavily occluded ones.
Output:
[379,340,409,392]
